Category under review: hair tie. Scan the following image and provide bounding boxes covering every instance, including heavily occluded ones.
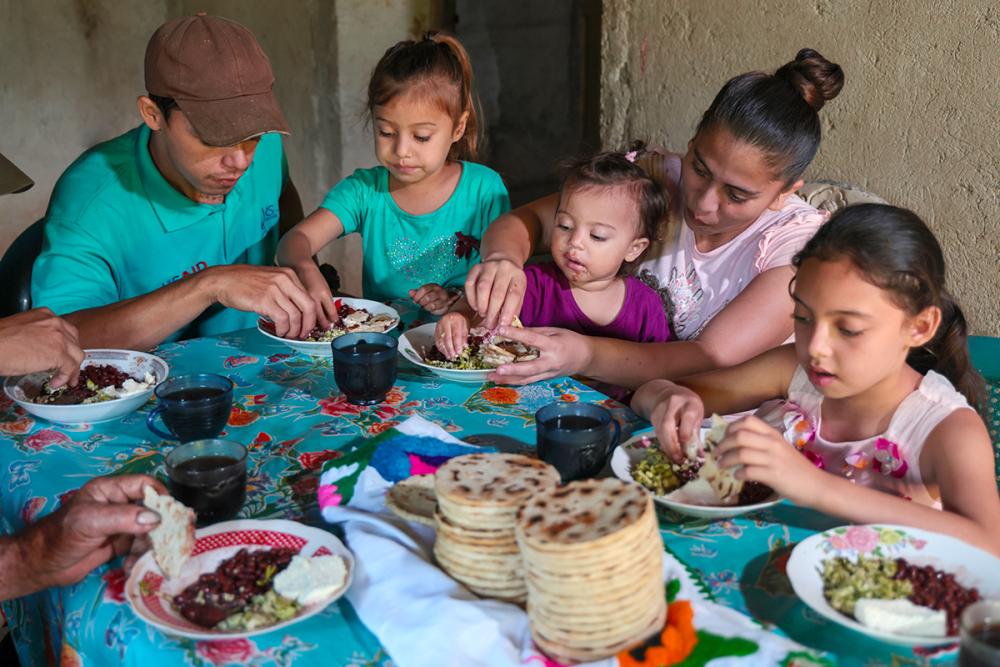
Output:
[624,151,638,163]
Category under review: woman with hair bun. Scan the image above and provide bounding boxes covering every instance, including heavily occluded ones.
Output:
[466,50,845,387]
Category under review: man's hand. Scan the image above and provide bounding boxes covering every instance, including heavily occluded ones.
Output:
[0,308,84,388]
[203,265,319,339]
[6,475,165,600]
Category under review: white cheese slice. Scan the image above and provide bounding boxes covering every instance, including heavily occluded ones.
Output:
[273,554,348,606]
[854,598,947,637]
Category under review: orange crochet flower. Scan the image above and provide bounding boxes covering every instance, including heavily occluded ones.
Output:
[617,600,697,667]
[482,386,519,405]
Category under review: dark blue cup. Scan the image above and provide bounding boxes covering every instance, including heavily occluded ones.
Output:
[147,374,234,442]
[535,402,621,482]
[331,332,398,405]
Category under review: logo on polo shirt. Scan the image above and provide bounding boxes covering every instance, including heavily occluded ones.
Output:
[162,260,210,286]
[260,204,278,231]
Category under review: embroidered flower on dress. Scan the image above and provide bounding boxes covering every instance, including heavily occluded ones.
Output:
[872,437,909,478]
[779,404,825,470]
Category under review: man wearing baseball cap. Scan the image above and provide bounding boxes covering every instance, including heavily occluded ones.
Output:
[31,14,318,349]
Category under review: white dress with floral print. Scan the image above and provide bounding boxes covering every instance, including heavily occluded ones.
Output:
[761,366,973,508]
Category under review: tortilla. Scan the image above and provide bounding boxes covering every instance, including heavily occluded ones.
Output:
[142,486,196,579]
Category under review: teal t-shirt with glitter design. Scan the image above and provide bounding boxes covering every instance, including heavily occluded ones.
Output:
[320,162,510,301]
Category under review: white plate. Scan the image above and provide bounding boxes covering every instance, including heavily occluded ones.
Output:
[787,524,1000,646]
[610,431,782,519]
[3,349,168,425]
[256,297,400,356]
[398,323,491,384]
[126,519,354,640]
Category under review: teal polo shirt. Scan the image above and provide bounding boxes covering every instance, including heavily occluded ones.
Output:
[32,124,287,341]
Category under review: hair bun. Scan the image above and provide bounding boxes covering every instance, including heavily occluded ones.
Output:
[775,48,844,111]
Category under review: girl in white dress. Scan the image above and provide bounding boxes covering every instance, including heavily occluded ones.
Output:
[632,204,1000,555]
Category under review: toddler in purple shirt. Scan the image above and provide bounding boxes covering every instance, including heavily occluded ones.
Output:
[436,142,671,359]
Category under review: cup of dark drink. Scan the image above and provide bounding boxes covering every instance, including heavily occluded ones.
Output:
[535,402,621,482]
[165,439,247,526]
[147,374,234,442]
[960,600,1000,667]
[331,332,397,405]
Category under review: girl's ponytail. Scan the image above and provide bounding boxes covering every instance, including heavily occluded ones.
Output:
[428,32,480,162]
[908,293,987,414]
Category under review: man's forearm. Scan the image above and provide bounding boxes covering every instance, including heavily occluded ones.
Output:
[64,270,217,350]
[585,338,721,389]
[0,534,39,601]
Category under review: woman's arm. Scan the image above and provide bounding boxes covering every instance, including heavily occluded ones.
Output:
[465,193,558,328]
[490,265,797,387]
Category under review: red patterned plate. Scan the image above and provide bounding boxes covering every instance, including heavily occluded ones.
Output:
[125,519,354,639]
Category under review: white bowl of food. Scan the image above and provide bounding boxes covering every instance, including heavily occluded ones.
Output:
[610,427,782,520]
[3,349,169,425]
[398,323,539,384]
[257,297,400,356]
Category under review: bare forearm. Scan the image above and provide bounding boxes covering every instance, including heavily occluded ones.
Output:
[480,202,549,264]
[0,534,39,600]
[275,229,318,270]
[813,475,1000,557]
[65,271,217,350]
[585,338,720,389]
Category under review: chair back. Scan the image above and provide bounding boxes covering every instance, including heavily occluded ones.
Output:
[797,180,887,214]
[0,219,45,318]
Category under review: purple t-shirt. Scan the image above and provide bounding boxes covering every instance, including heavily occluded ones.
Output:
[519,262,671,342]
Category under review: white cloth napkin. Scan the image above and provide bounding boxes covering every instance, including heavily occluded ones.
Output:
[321,415,816,667]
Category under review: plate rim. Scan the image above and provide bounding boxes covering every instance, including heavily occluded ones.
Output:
[125,518,354,640]
[786,523,1000,646]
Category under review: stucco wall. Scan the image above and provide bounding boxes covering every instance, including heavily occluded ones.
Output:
[1,0,439,297]
[601,0,1000,335]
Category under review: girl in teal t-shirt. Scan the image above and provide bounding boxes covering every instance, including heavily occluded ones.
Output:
[277,32,510,327]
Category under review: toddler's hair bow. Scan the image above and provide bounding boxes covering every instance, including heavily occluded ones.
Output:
[624,150,638,163]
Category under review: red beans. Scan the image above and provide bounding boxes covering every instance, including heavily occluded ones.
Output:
[173,547,297,628]
[893,558,981,635]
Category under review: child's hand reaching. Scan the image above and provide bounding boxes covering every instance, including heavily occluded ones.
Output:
[410,284,457,315]
[293,263,339,331]
[435,312,471,360]
[640,380,705,463]
[714,416,825,506]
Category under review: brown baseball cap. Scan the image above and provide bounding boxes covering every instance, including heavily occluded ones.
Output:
[0,152,33,196]
[144,13,290,147]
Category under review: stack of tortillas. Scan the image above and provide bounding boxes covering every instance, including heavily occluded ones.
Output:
[516,478,665,663]
[433,453,560,603]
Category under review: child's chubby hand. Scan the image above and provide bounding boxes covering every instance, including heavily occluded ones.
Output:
[645,382,705,463]
[435,312,471,360]
[410,283,457,315]
[714,416,825,506]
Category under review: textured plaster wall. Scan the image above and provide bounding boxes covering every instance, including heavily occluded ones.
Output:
[601,0,1000,335]
[1,0,439,297]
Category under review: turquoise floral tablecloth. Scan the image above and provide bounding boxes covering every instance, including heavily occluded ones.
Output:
[0,324,640,667]
[0,320,963,667]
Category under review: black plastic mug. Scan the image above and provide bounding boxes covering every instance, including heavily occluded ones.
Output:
[535,402,621,482]
[147,374,234,442]
[331,332,398,405]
